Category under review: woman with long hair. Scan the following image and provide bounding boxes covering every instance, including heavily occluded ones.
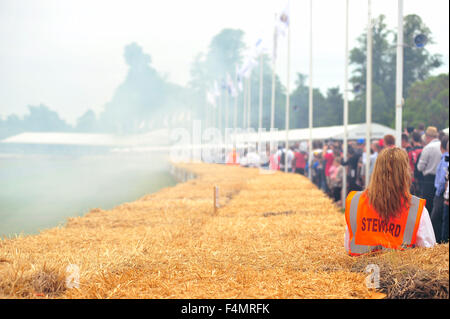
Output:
[344,147,436,256]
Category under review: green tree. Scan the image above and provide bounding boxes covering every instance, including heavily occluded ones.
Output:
[189,29,289,130]
[290,73,341,129]
[350,15,392,97]
[23,104,72,132]
[189,29,247,126]
[349,14,442,127]
[391,14,443,98]
[100,42,189,133]
[247,54,286,130]
[349,15,394,126]
[75,110,97,132]
[403,73,449,130]
[322,87,344,127]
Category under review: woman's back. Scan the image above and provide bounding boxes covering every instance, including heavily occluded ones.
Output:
[344,147,436,256]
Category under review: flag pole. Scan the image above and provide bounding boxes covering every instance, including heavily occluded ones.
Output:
[248,72,252,130]
[243,77,247,129]
[225,89,229,133]
[365,0,372,188]
[395,0,404,147]
[234,72,238,132]
[342,0,349,207]
[259,53,264,149]
[308,0,313,180]
[271,15,277,132]
[219,89,222,136]
[285,16,291,173]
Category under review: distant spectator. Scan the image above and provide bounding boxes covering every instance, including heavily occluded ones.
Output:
[430,135,449,243]
[260,148,271,169]
[442,141,449,243]
[312,151,326,191]
[328,157,344,204]
[278,145,295,172]
[384,134,396,148]
[239,149,249,167]
[402,133,412,152]
[369,141,381,177]
[417,126,442,213]
[323,143,335,192]
[226,148,239,166]
[439,130,446,142]
[378,138,385,150]
[417,123,426,136]
[342,147,362,194]
[269,148,280,171]
[361,141,379,185]
[409,131,424,196]
[355,139,365,156]
[293,146,306,175]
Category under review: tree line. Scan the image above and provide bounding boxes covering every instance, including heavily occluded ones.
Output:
[0,14,448,140]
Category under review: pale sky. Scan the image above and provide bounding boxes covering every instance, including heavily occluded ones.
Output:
[0,0,448,125]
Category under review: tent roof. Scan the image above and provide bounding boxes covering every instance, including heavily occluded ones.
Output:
[236,123,396,142]
[0,130,170,146]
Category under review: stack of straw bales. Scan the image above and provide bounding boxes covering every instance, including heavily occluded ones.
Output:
[0,163,447,298]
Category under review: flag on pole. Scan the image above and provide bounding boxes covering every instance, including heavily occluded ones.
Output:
[221,78,227,91]
[239,56,257,79]
[226,73,237,97]
[276,1,290,38]
[236,66,244,92]
[253,38,266,57]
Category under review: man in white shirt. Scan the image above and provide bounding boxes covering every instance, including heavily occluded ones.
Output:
[277,145,295,172]
[417,126,442,213]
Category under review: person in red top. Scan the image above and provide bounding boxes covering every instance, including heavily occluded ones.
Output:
[293,145,306,175]
[323,143,335,177]
[408,131,424,196]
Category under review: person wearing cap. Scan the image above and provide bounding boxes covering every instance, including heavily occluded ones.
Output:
[345,147,436,256]
[417,126,442,214]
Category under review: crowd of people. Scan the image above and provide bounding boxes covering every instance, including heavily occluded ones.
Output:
[227,123,449,244]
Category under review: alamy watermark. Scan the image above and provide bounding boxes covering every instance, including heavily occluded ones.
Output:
[169,120,280,174]
[65,264,80,289]
[365,264,380,289]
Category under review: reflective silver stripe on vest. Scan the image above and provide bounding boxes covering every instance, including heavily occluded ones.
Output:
[402,196,421,247]
[349,192,377,254]
[349,192,422,254]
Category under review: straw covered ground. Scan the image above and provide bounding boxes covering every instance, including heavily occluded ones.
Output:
[0,163,448,299]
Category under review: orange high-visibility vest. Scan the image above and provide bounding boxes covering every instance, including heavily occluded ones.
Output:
[226,150,239,165]
[345,191,425,256]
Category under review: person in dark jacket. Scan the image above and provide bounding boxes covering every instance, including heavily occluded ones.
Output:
[342,146,362,195]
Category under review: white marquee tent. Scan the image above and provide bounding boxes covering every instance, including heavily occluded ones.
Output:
[235,123,396,143]
[0,129,170,147]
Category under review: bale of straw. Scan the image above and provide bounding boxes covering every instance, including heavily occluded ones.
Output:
[0,163,447,299]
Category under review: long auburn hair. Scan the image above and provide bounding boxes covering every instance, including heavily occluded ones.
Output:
[366,147,411,221]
